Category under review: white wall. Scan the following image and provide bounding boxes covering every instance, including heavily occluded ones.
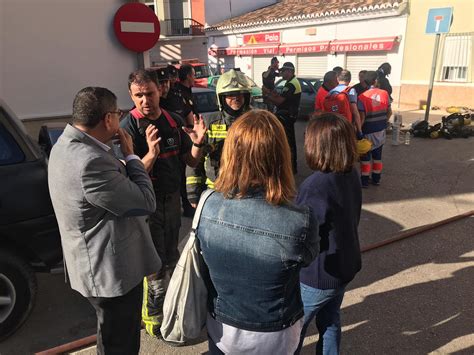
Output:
[204,0,277,27]
[1,0,139,119]
[209,15,407,86]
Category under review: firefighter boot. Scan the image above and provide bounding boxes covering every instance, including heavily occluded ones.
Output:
[142,274,169,337]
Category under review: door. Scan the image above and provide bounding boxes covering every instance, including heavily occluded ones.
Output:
[252,56,274,86]
[345,52,387,83]
[297,54,328,78]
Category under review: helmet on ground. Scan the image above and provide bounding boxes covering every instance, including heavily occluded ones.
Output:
[356,138,372,155]
[215,69,252,115]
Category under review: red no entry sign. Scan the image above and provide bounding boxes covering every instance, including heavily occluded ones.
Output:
[113,3,160,52]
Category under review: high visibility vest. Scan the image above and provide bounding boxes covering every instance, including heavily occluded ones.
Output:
[359,88,390,134]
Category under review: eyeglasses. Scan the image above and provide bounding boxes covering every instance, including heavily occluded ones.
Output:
[108,109,124,117]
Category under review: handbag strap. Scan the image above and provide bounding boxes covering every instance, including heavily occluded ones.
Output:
[191,189,215,232]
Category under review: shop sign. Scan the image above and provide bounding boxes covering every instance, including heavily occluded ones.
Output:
[243,32,280,45]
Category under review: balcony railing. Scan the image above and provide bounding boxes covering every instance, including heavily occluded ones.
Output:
[161,18,205,37]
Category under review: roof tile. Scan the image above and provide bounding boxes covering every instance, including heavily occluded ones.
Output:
[207,0,402,31]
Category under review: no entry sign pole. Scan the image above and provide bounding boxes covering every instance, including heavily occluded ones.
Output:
[424,33,441,122]
[424,7,453,122]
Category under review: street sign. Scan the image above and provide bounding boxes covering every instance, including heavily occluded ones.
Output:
[113,3,160,52]
[425,7,453,34]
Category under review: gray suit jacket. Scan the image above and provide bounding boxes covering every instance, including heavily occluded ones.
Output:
[48,124,161,297]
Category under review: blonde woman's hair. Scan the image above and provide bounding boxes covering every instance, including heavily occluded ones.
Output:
[215,109,295,205]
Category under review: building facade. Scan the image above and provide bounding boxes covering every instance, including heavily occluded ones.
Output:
[206,0,408,103]
[400,0,474,109]
[148,0,208,65]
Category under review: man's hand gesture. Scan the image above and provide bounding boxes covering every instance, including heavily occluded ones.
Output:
[145,125,161,157]
[182,114,207,145]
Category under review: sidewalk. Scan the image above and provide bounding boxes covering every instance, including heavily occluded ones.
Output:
[72,111,474,355]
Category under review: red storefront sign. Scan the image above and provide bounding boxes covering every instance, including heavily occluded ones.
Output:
[329,37,398,52]
[209,37,398,57]
[279,41,329,54]
[210,46,279,56]
[243,32,280,45]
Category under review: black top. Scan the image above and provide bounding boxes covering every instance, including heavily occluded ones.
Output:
[120,110,192,194]
[352,83,368,97]
[377,71,393,100]
[277,76,301,118]
[162,82,197,120]
[297,168,362,289]
[262,67,280,90]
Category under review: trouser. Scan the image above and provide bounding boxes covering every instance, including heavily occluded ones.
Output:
[360,145,383,186]
[277,111,298,173]
[87,282,143,355]
[143,189,181,336]
[180,161,193,213]
[295,283,347,355]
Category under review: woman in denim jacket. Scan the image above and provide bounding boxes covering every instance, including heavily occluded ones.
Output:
[197,110,319,354]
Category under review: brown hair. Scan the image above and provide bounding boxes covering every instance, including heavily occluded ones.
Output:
[305,113,358,173]
[215,109,295,205]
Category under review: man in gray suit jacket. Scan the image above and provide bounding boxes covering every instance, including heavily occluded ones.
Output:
[48,87,162,355]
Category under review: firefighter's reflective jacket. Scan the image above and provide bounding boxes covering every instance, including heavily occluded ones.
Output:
[186,109,247,204]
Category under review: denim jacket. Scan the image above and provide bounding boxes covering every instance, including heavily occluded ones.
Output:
[197,190,319,332]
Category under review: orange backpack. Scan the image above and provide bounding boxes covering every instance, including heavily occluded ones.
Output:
[322,86,352,122]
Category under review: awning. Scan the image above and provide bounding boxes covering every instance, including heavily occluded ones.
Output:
[210,36,399,56]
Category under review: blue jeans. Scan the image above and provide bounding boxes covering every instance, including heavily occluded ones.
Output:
[295,283,346,355]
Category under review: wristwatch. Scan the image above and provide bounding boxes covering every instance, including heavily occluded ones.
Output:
[193,142,205,148]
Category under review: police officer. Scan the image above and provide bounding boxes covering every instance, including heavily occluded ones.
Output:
[186,69,251,205]
[160,64,196,127]
[120,69,207,337]
[263,62,301,173]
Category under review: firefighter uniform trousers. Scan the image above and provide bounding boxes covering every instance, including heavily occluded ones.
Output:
[142,190,181,337]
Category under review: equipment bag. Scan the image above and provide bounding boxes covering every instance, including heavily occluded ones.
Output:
[323,87,352,122]
[160,189,215,345]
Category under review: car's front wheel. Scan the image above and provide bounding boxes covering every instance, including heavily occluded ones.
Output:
[0,249,37,341]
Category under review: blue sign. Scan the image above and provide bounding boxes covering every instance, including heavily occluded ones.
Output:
[426,7,453,34]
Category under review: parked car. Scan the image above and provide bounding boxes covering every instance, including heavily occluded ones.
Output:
[274,77,323,119]
[208,74,266,109]
[192,87,219,119]
[0,99,64,340]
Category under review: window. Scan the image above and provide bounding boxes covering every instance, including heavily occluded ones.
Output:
[441,33,473,82]
[0,123,25,165]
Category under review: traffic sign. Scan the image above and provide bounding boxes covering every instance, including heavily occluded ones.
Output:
[113,3,160,52]
[425,7,453,34]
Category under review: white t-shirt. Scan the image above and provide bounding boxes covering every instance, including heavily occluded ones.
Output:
[207,313,304,355]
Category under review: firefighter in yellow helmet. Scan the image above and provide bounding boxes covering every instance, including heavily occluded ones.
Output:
[186,69,252,205]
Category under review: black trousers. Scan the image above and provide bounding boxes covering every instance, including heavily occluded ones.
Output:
[276,111,298,173]
[87,282,143,355]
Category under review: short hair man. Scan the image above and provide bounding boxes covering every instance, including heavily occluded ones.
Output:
[333,66,343,76]
[262,57,280,111]
[352,70,368,96]
[165,64,197,127]
[48,87,161,354]
[328,69,363,134]
[357,71,392,187]
[120,69,207,337]
[314,70,338,114]
[263,61,301,173]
